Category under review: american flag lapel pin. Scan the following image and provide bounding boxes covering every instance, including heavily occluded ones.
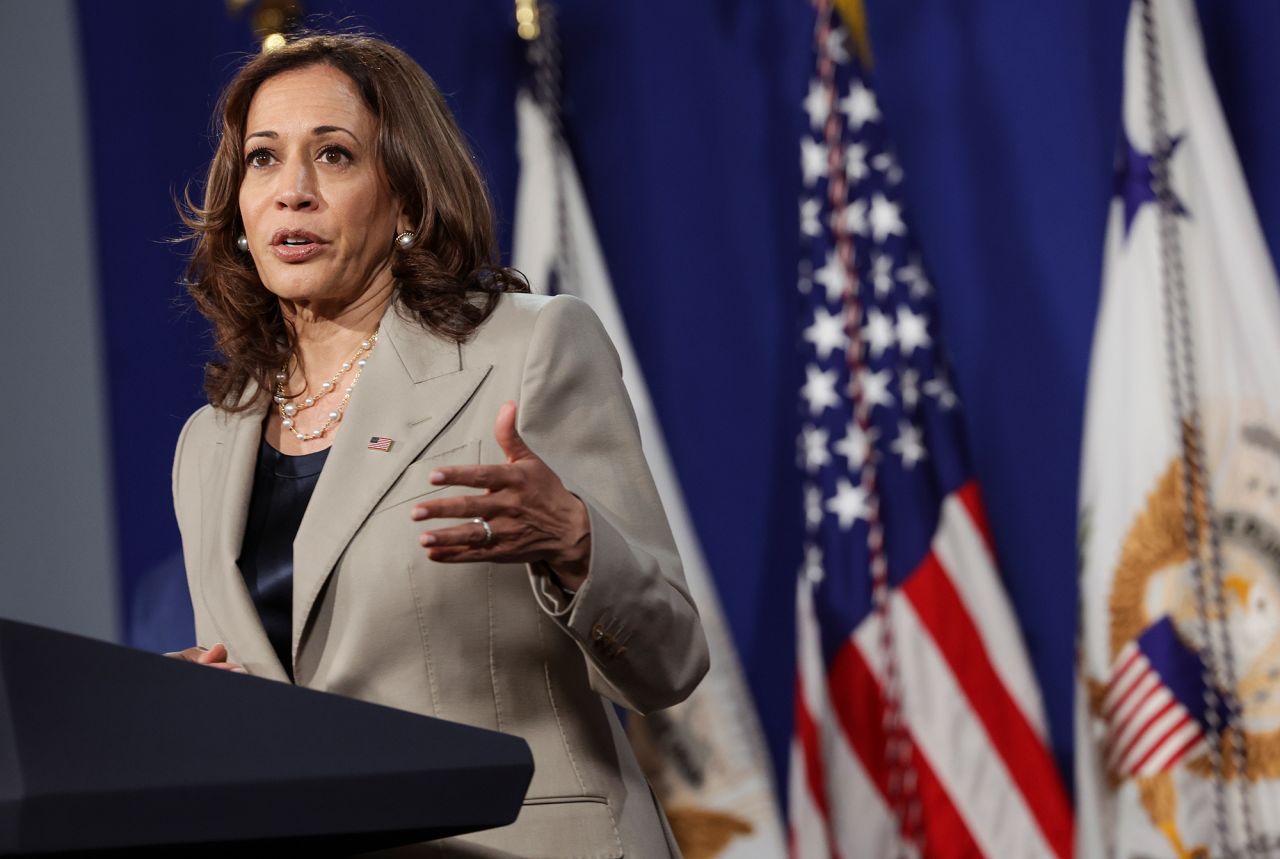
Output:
[367,436,394,452]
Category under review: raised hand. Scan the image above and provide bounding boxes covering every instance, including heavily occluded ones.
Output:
[411,400,592,590]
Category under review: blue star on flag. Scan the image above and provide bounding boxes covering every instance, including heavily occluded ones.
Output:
[1115,127,1188,238]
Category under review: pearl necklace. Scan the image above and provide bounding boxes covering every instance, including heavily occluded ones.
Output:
[273,330,379,442]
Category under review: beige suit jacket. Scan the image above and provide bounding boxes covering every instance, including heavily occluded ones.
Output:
[172,292,710,858]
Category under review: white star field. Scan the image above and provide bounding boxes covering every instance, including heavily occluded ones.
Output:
[796,31,963,560]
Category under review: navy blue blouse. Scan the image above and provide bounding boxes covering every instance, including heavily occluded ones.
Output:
[236,437,330,682]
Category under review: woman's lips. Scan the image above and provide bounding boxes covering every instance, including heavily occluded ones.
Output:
[270,241,326,263]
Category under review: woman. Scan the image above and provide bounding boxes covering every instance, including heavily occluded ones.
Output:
[169,33,708,858]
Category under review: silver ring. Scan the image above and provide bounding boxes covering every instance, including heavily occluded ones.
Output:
[471,516,493,545]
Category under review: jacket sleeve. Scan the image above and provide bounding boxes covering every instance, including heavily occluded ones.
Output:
[515,294,710,714]
[171,405,217,650]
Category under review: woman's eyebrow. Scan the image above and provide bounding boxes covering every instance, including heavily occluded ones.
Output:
[313,125,358,142]
[243,127,359,144]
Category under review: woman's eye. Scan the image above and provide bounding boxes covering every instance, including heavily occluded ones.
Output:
[245,149,274,169]
[320,146,352,166]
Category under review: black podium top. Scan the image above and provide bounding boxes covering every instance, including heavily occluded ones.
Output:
[0,619,533,856]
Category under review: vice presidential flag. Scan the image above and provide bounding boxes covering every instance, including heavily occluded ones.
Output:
[1077,1,1280,856]
[511,11,787,858]
[789,2,1071,856]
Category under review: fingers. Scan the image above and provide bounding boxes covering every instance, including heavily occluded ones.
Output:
[197,643,228,664]
[206,662,247,673]
[412,490,513,522]
[424,544,500,563]
[419,518,495,549]
[170,643,246,673]
[494,400,532,463]
[427,463,520,492]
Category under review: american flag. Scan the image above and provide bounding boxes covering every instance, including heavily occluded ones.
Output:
[1102,616,1228,780]
[788,2,1073,856]
[367,436,394,452]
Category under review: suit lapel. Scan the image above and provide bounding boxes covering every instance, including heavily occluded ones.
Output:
[199,393,291,682]
[290,301,492,672]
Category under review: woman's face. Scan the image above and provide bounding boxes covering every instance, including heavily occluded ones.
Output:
[238,64,402,310]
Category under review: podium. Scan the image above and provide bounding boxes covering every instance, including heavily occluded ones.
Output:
[0,619,533,856]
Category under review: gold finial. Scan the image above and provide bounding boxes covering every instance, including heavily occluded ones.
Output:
[226,0,303,52]
[833,0,874,69]
[515,0,540,41]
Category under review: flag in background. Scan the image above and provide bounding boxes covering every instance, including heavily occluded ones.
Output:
[789,1,1072,856]
[1076,0,1280,855]
[510,7,787,858]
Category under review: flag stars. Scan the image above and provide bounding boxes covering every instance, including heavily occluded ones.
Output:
[827,477,872,529]
[801,137,829,187]
[900,368,920,412]
[834,421,878,470]
[839,198,868,237]
[871,253,895,297]
[891,421,927,469]
[840,79,880,129]
[802,364,840,415]
[802,543,825,583]
[872,151,902,184]
[845,143,869,183]
[804,485,824,532]
[800,197,822,238]
[896,307,931,355]
[897,261,932,298]
[814,250,847,302]
[805,305,850,359]
[863,308,896,359]
[797,258,813,295]
[800,425,832,472]
[924,375,958,410]
[803,79,832,131]
[824,26,851,65]
[858,367,894,409]
[869,194,906,242]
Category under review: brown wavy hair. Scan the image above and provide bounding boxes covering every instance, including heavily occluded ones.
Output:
[180,33,528,410]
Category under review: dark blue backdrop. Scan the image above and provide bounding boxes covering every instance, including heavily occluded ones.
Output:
[75,0,1280,798]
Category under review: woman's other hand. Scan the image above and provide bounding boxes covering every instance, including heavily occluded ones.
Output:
[412,400,592,590]
[166,643,246,673]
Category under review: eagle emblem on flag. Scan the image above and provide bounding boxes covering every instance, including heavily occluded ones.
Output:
[1086,418,1280,856]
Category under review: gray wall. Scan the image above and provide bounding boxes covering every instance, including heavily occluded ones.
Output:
[0,0,119,642]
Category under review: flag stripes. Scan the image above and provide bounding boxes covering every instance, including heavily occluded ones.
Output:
[939,484,1052,741]
[795,482,1070,857]
[827,638,980,857]
[902,552,1072,855]
[1102,642,1205,778]
[794,574,900,859]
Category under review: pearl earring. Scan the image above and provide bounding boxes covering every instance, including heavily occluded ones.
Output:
[395,231,414,250]
[236,234,249,252]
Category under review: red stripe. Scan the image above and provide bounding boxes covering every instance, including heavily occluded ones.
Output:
[955,481,996,554]
[1106,672,1160,757]
[1159,729,1205,772]
[1129,713,1196,773]
[1105,666,1156,724]
[904,553,1075,859]
[827,640,983,859]
[1109,686,1173,767]
[792,678,842,859]
[1115,698,1180,774]
[1103,647,1141,699]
